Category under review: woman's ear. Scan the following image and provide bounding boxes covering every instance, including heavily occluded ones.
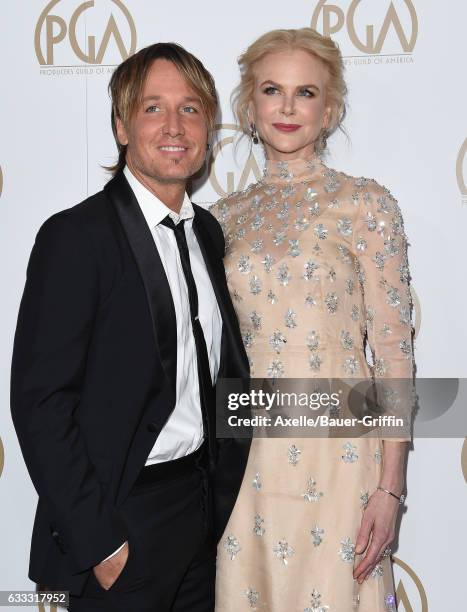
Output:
[247,100,255,128]
[323,105,332,130]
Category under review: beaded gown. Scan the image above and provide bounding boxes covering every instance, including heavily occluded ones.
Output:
[209,156,415,612]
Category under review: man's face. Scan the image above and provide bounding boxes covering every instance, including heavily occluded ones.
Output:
[116,59,208,184]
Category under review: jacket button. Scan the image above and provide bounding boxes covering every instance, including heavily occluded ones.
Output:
[147,422,158,432]
[51,530,60,540]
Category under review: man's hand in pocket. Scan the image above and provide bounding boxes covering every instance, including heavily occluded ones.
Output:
[93,541,129,590]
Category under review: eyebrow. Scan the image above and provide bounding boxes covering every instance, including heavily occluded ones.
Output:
[142,95,202,103]
[259,79,321,92]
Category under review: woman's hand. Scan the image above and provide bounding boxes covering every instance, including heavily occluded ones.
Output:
[352,489,400,583]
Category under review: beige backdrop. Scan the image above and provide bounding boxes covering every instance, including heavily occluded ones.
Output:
[1,1,466,610]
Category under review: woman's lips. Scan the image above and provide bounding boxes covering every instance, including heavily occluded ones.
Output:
[272,123,301,132]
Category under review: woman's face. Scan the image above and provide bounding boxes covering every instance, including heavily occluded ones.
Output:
[249,49,331,161]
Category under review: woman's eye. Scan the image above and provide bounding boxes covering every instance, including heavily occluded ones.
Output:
[182,106,198,113]
[298,88,315,97]
[263,86,279,95]
[146,105,160,113]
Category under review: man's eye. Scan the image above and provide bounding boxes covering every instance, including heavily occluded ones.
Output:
[298,89,315,97]
[263,86,279,95]
[146,105,160,113]
[182,106,198,113]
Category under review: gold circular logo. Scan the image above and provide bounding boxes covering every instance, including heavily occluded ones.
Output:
[410,285,421,340]
[311,0,418,55]
[461,438,467,483]
[393,556,428,611]
[456,138,467,197]
[0,437,4,479]
[208,124,262,198]
[34,0,137,66]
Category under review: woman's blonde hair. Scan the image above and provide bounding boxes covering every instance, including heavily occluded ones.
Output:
[232,28,348,153]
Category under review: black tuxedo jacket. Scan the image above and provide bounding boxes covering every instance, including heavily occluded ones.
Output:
[10,171,250,595]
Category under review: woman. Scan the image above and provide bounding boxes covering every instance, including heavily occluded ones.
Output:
[210,28,414,611]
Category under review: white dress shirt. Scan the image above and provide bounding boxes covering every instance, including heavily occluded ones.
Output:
[102,166,222,562]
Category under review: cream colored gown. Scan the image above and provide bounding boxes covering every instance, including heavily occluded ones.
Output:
[210,156,414,612]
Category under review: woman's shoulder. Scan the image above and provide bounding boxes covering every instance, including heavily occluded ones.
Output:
[208,180,262,222]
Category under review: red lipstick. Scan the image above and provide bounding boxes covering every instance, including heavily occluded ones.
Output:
[273,123,301,132]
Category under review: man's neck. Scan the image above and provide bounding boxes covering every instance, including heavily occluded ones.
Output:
[126,161,186,214]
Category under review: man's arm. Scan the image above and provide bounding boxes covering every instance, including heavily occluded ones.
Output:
[10,213,128,574]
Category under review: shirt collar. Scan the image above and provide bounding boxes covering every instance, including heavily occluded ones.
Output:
[123,165,194,229]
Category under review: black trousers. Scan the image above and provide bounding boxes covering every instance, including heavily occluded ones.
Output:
[68,444,215,612]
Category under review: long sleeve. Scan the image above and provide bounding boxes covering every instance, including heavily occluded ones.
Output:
[10,214,129,573]
[352,182,415,441]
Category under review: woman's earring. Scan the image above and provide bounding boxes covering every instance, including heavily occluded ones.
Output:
[250,123,259,145]
[318,128,329,153]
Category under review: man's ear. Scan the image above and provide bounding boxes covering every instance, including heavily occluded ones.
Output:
[116,116,129,146]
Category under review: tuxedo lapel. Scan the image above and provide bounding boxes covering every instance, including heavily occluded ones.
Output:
[105,172,177,399]
[192,207,249,380]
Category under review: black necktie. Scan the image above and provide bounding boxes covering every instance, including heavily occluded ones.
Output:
[160,215,216,465]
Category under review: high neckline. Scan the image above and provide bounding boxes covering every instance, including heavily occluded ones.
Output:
[262,155,324,184]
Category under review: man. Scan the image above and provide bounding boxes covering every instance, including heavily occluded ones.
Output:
[10,43,250,611]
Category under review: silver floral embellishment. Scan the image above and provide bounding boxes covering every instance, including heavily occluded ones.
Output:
[374,447,382,464]
[249,275,262,295]
[262,253,275,272]
[303,260,319,281]
[224,535,241,560]
[356,238,367,251]
[250,213,265,231]
[251,239,263,253]
[307,330,320,351]
[304,588,330,612]
[340,330,354,350]
[269,330,287,353]
[360,490,369,508]
[288,444,301,465]
[284,308,298,328]
[343,356,359,374]
[308,201,321,216]
[267,360,284,379]
[249,311,262,330]
[295,217,310,231]
[339,537,356,562]
[276,263,291,286]
[288,239,301,257]
[245,587,259,608]
[238,255,252,274]
[302,477,323,502]
[267,290,278,304]
[309,353,323,372]
[341,442,358,463]
[305,294,317,307]
[337,217,352,236]
[314,223,328,240]
[253,514,265,536]
[399,339,412,358]
[273,540,294,565]
[325,292,338,314]
[386,286,401,308]
[305,187,318,201]
[311,525,324,547]
[252,472,262,491]
[372,564,384,578]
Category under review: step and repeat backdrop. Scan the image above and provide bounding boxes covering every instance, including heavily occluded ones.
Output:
[1,1,466,610]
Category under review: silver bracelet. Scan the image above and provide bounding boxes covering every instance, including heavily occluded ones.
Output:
[377,486,406,504]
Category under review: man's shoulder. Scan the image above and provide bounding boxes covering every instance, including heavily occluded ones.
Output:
[193,203,225,255]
